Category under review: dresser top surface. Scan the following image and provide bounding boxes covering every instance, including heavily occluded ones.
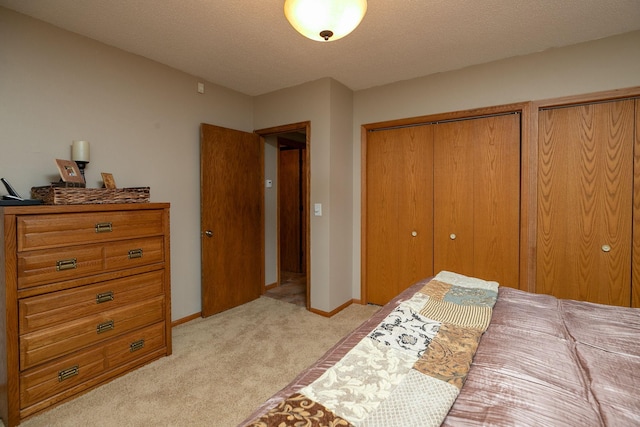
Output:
[0,202,170,215]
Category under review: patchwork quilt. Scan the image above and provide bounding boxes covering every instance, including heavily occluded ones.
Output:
[247,271,498,427]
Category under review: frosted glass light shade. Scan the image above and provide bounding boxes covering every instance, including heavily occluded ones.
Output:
[284,0,367,42]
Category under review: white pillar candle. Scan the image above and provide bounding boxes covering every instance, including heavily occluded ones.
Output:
[72,140,90,162]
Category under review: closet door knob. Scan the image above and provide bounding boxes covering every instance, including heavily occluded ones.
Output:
[411,231,418,237]
[601,244,611,253]
[450,233,457,240]
[204,230,213,238]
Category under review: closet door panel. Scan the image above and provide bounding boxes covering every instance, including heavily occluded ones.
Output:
[537,100,634,306]
[434,115,520,287]
[433,122,475,276]
[473,114,521,288]
[366,126,434,305]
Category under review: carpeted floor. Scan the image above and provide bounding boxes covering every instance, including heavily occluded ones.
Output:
[16,296,379,427]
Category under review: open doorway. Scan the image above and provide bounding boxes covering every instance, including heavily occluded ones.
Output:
[256,122,310,309]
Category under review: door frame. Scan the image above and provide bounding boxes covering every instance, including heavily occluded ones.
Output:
[256,121,311,309]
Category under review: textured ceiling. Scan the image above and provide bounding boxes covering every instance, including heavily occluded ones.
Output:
[2,0,640,96]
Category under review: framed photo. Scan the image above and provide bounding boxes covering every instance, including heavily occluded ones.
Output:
[55,159,85,183]
[101,172,116,189]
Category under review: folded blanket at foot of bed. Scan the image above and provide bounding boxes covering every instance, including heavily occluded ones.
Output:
[245,271,498,427]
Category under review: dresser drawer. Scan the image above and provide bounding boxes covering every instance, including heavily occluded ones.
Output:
[104,236,164,271]
[20,295,165,370]
[19,270,165,334]
[17,210,164,251]
[104,321,166,369]
[20,346,104,410]
[20,322,166,410]
[17,246,104,289]
[17,237,165,289]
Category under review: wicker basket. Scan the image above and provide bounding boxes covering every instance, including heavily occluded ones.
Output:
[31,186,150,205]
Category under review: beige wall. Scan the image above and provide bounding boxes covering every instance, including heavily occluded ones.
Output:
[0,8,254,321]
[3,6,640,318]
[254,78,353,312]
[329,80,355,307]
[254,78,355,311]
[351,30,640,297]
[264,136,278,286]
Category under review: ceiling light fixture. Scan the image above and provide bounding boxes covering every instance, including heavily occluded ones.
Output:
[284,0,367,42]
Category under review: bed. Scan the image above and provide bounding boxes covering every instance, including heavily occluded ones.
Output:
[240,271,640,426]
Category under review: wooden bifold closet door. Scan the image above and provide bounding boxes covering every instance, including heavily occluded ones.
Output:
[537,99,636,306]
[433,114,521,288]
[366,125,435,305]
[365,113,521,305]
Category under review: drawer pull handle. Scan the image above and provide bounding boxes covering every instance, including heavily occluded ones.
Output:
[96,320,114,334]
[56,258,77,271]
[130,339,145,352]
[128,248,143,259]
[58,365,79,382]
[96,291,114,304]
[95,222,113,233]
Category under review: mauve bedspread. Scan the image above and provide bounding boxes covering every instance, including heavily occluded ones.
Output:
[240,276,640,426]
[443,286,640,426]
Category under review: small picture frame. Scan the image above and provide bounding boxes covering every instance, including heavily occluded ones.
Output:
[101,172,116,189]
[55,159,85,183]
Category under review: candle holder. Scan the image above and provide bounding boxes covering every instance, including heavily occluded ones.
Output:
[75,161,89,182]
[71,140,90,184]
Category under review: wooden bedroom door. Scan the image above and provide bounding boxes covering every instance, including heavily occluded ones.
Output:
[365,125,435,305]
[200,123,264,316]
[279,146,304,274]
[537,99,635,306]
[433,113,521,288]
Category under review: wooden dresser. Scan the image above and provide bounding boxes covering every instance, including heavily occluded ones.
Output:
[0,203,171,426]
